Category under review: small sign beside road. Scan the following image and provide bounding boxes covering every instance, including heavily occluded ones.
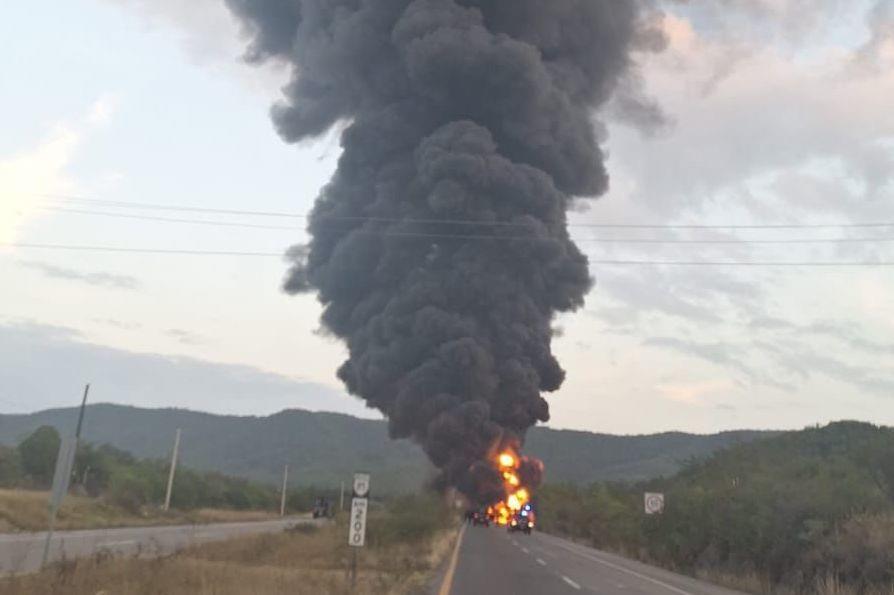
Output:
[349,472,371,549]
[644,492,665,515]
[49,435,77,512]
[353,473,371,498]
[348,497,369,547]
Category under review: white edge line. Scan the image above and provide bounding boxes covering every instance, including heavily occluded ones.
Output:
[97,540,137,547]
[549,538,694,595]
[561,576,581,590]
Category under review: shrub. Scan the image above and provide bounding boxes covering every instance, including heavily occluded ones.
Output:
[18,426,61,487]
[368,494,450,548]
[106,469,156,514]
[0,446,22,487]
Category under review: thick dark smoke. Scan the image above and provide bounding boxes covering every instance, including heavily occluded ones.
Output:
[227,0,661,503]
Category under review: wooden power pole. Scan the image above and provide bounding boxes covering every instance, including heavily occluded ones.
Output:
[280,464,289,517]
[163,429,181,512]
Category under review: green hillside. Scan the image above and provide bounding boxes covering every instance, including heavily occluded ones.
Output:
[0,404,773,492]
[540,421,894,594]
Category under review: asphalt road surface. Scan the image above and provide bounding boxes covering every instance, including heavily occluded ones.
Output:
[438,525,747,595]
[0,516,320,575]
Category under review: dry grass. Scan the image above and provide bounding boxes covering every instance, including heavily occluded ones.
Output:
[698,569,894,595]
[812,575,894,595]
[0,518,458,595]
[0,489,281,533]
[182,508,280,525]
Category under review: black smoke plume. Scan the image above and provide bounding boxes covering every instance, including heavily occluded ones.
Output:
[227,0,660,503]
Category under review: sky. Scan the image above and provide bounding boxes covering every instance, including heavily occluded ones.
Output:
[0,0,892,434]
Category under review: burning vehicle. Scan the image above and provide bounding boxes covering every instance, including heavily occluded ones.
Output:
[468,509,491,527]
[508,504,535,535]
[481,449,540,534]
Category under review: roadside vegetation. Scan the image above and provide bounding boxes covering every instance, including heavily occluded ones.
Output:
[538,422,894,595]
[1,494,457,595]
[0,488,284,533]
[0,426,336,532]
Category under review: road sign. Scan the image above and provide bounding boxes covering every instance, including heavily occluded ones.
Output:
[644,492,665,515]
[348,497,369,547]
[353,473,370,498]
[49,436,77,512]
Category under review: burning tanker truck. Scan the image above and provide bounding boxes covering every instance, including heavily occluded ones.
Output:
[225,1,662,514]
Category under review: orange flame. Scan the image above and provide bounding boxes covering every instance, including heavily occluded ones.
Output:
[491,449,533,526]
[499,453,516,468]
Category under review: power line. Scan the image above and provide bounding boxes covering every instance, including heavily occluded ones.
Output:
[4,243,280,257]
[37,205,894,245]
[43,207,299,231]
[5,243,894,266]
[37,194,894,231]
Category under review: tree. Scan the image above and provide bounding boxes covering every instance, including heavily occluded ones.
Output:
[17,426,61,487]
[0,446,22,487]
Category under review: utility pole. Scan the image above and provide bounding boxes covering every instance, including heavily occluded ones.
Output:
[74,384,89,441]
[163,429,181,512]
[280,465,289,517]
[340,481,345,512]
[42,384,90,567]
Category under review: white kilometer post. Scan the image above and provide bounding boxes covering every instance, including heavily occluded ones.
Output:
[349,498,369,547]
[347,472,371,589]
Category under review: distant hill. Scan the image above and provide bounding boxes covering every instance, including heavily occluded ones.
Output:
[0,404,774,492]
[539,421,894,594]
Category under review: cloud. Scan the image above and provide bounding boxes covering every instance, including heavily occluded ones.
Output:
[92,318,142,331]
[0,126,78,243]
[643,336,797,392]
[165,328,205,345]
[572,1,894,414]
[87,94,119,126]
[605,1,894,225]
[645,328,894,398]
[18,260,141,290]
[852,0,894,70]
[99,0,287,94]
[655,379,735,404]
[773,349,894,396]
[0,97,116,244]
[0,321,374,418]
[749,316,894,355]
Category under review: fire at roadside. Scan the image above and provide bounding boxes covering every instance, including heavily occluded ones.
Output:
[465,448,541,534]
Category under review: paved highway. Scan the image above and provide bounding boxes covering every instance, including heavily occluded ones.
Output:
[0,516,320,575]
[438,525,746,595]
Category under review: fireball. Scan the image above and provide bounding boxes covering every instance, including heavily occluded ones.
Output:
[490,449,537,526]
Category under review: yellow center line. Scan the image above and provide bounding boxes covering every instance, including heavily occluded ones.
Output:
[438,524,467,595]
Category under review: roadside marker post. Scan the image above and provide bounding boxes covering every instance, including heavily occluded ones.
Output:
[41,384,90,568]
[349,498,369,547]
[347,472,371,590]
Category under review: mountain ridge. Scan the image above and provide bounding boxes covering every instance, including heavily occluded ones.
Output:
[0,403,778,492]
